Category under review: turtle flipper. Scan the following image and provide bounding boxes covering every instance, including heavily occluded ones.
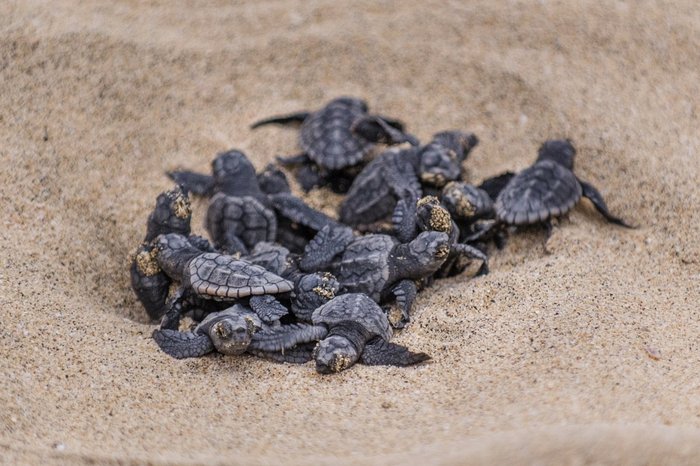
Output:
[359,337,431,366]
[392,198,418,243]
[269,193,339,231]
[579,179,634,228]
[300,225,354,272]
[152,329,214,359]
[351,115,419,146]
[166,170,215,197]
[249,324,328,352]
[249,295,288,323]
[159,287,187,331]
[452,243,489,276]
[478,171,516,201]
[248,343,316,364]
[250,111,311,129]
[389,279,417,329]
[220,230,248,256]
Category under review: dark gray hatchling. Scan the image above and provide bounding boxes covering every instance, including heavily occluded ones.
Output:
[130,186,215,321]
[250,96,418,192]
[310,293,431,374]
[168,152,340,254]
[414,196,489,278]
[339,131,479,242]
[153,233,294,330]
[300,226,450,328]
[490,139,633,237]
[245,242,340,322]
[152,304,326,362]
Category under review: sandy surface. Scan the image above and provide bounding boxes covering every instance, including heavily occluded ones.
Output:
[2,1,700,464]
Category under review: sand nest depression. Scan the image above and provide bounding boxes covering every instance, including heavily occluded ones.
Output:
[2,1,700,464]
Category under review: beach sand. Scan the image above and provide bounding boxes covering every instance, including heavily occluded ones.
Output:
[2,1,700,463]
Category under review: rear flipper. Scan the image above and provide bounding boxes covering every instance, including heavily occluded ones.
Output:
[167,170,215,197]
[247,342,316,364]
[250,111,311,129]
[249,295,288,323]
[388,279,417,329]
[152,329,214,359]
[360,337,431,367]
[300,225,354,272]
[351,115,419,146]
[452,243,489,276]
[249,323,328,352]
[579,179,634,228]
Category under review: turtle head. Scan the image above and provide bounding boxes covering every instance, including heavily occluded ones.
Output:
[258,164,291,195]
[418,143,462,188]
[416,196,453,234]
[536,139,576,170]
[441,182,493,221]
[431,131,479,163]
[313,335,358,374]
[406,231,451,273]
[145,186,192,241]
[292,272,340,320]
[209,316,254,355]
[212,150,257,187]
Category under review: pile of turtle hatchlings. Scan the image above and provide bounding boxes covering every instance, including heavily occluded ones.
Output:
[131,97,632,374]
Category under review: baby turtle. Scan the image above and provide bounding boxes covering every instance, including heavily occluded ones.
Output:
[251,96,418,192]
[153,233,294,330]
[169,152,340,253]
[414,196,489,277]
[300,226,450,327]
[153,304,327,361]
[311,294,431,374]
[245,242,340,322]
[339,131,478,240]
[130,186,214,320]
[495,139,633,230]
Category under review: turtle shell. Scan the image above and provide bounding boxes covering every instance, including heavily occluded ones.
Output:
[245,242,292,276]
[339,147,421,226]
[312,293,392,341]
[332,234,397,301]
[495,160,583,225]
[184,254,293,299]
[206,194,277,250]
[300,98,372,171]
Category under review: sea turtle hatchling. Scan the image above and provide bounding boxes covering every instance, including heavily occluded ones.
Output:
[130,186,214,321]
[245,241,340,322]
[339,131,479,242]
[169,152,341,253]
[470,140,633,242]
[311,293,431,374]
[152,304,326,361]
[250,96,418,192]
[153,233,294,330]
[300,226,450,328]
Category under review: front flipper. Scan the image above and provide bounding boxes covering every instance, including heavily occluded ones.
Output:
[152,329,214,359]
[300,225,354,272]
[249,295,288,323]
[250,112,311,129]
[167,170,215,197]
[579,179,634,228]
[269,193,339,231]
[392,198,418,243]
[389,279,417,329]
[159,286,187,331]
[452,243,489,276]
[360,337,431,367]
[249,324,328,352]
[247,343,316,364]
[351,115,419,146]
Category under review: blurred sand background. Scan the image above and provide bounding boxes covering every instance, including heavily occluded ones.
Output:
[2,0,700,464]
